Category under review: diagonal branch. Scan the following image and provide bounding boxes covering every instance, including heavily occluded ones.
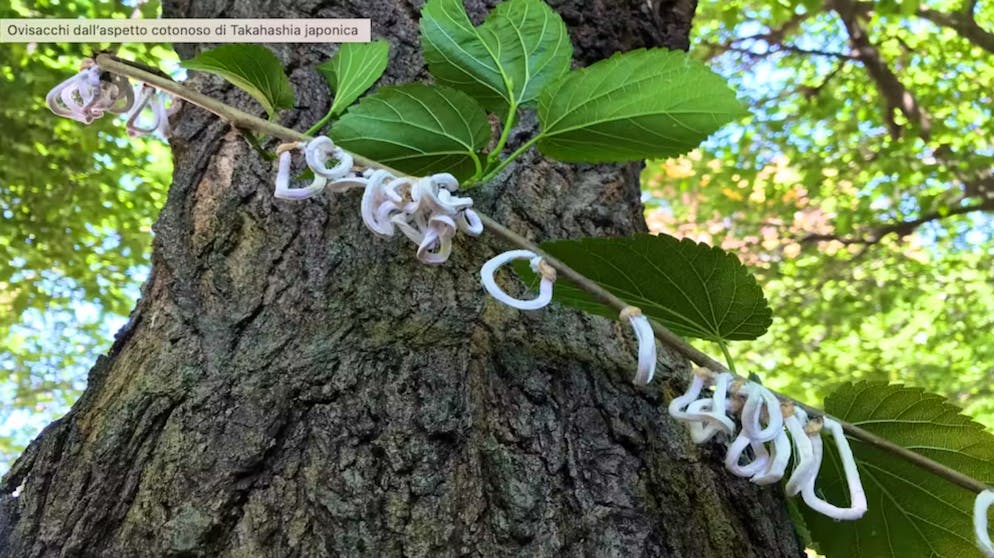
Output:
[829,0,932,140]
[799,200,994,245]
[771,43,854,58]
[917,6,994,54]
[847,0,994,54]
[703,12,809,59]
[95,53,994,498]
[704,42,855,60]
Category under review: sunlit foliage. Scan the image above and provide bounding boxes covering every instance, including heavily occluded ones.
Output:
[646,0,994,426]
[0,0,173,465]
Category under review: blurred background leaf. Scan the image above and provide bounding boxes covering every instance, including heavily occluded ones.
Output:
[645,0,994,431]
[0,0,174,470]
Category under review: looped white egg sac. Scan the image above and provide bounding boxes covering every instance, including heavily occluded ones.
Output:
[103,73,135,115]
[269,144,476,265]
[687,382,735,444]
[412,173,472,215]
[740,382,784,443]
[480,250,555,310]
[47,64,140,125]
[669,369,708,421]
[125,84,155,135]
[684,372,737,437]
[305,136,363,192]
[668,368,737,443]
[784,408,816,496]
[354,171,481,264]
[274,148,328,200]
[52,67,102,122]
[667,367,714,425]
[150,88,171,137]
[361,171,408,237]
[417,214,457,264]
[456,208,484,235]
[749,425,791,485]
[800,417,867,520]
[88,73,133,118]
[975,490,994,558]
[685,405,734,443]
[82,73,133,122]
[724,394,792,484]
[125,84,169,137]
[621,308,656,386]
[72,67,102,103]
[391,209,428,245]
[688,420,725,444]
[47,66,108,123]
[669,369,721,442]
[404,174,482,264]
[664,370,868,519]
[718,381,790,484]
[686,397,733,433]
[725,432,771,478]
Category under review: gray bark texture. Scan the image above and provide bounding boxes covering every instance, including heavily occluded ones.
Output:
[0,0,805,556]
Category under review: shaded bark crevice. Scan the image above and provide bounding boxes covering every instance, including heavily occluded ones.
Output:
[1,1,804,557]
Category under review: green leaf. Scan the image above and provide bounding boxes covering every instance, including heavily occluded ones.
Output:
[317,40,390,117]
[803,382,994,558]
[181,44,295,118]
[514,233,772,342]
[330,83,490,181]
[536,48,746,162]
[900,0,920,16]
[420,0,572,114]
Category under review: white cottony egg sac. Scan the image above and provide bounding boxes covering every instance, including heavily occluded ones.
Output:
[668,370,867,521]
[272,136,482,266]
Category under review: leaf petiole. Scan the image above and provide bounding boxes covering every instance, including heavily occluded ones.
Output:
[475,134,543,185]
[487,102,518,166]
[470,151,484,180]
[305,107,335,136]
[718,340,737,374]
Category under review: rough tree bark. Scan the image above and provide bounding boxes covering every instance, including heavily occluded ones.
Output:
[0,1,804,556]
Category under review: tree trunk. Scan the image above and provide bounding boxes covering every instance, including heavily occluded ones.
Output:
[0,1,804,556]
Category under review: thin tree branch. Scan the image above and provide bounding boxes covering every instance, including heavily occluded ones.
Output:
[799,201,994,245]
[933,144,994,200]
[773,43,855,58]
[828,0,932,140]
[801,60,847,99]
[917,6,994,54]
[846,1,994,58]
[95,53,994,497]
[703,12,809,58]
[705,41,855,60]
